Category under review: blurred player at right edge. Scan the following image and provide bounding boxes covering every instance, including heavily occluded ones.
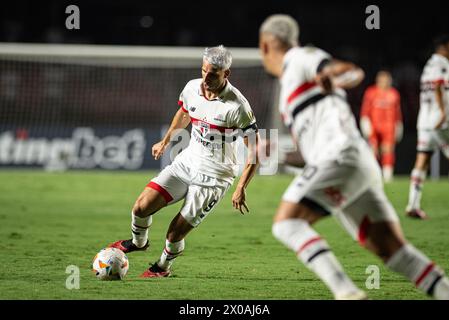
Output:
[360,70,403,182]
[405,35,449,219]
[259,14,449,299]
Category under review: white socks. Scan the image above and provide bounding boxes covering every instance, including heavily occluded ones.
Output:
[382,165,393,183]
[407,169,426,211]
[157,239,185,270]
[272,219,361,298]
[386,244,449,299]
[131,212,152,248]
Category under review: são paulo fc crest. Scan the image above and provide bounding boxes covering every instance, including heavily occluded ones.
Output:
[200,121,210,137]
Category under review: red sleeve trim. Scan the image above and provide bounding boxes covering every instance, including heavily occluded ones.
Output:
[178,100,188,113]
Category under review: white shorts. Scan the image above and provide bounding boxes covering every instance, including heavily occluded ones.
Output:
[417,128,449,154]
[282,159,399,244]
[147,160,232,227]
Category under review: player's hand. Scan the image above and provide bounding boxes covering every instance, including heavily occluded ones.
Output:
[395,122,403,142]
[360,117,372,138]
[232,187,249,215]
[152,140,168,160]
[315,73,334,94]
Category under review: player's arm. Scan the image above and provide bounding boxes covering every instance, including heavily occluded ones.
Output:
[284,150,306,168]
[434,81,447,129]
[316,59,365,93]
[395,93,403,142]
[359,89,373,139]
[232,132,260,215]
[152,108,191,160]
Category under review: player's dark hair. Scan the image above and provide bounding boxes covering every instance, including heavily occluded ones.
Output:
[433,34,449,50]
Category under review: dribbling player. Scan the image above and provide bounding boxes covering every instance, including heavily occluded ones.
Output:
[109,45,260,277]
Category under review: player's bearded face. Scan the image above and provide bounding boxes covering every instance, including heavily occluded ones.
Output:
[201,61,227,92]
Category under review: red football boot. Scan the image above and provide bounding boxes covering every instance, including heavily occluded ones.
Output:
[140,263,171,278]
[108,239,149,254]
[405,209,428,220]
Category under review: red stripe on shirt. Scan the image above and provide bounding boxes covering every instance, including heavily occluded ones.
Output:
[287,81,317,105]
[189,116,236,132]
[421,79,447,86]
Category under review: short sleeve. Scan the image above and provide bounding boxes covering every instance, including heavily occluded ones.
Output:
[229,102,258,137]
[178,88,188,113]
[302,47,332,80]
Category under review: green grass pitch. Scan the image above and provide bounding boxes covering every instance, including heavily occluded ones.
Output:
[0,170,448,300]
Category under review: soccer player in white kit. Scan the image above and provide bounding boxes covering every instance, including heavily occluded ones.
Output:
[259,14,449,299]
[109,45,260,277]
[405,35,449,219]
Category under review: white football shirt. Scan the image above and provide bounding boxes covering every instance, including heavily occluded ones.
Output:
[280,46,362,165]
[418,53,449,130]
[176,79,257,182]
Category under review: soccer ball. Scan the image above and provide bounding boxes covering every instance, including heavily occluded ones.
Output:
[92,247,129,280]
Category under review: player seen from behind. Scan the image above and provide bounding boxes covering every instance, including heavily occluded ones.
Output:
[259,14,449,300]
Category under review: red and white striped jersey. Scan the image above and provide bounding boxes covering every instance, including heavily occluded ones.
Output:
[280,47,362,164]
[176,78,257,182]
[418,53,449,130]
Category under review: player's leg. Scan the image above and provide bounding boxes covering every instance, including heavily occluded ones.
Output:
[379,128,396,182]
[436,127,449,160]
[369,222,449,300]
[272,164,367,300]
[368,129,380,161]
[342,187,449,299]
[140,213,193,278]
[406,129,434,219]
[141,177,230,278]
[128,187,168,248]
[109,164,188,253]
[406,152,431,219]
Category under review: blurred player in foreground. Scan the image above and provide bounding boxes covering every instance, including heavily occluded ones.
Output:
[109,45,259,277]
[259,14,449,299]
[360,70,403,182]
[405,35,449,219]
